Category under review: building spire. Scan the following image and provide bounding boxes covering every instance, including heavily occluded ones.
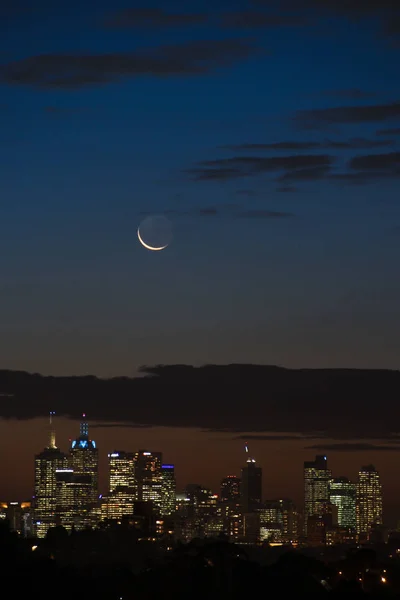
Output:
[48,411,56,449]
[80,413,89,437]
[244,441,256,463]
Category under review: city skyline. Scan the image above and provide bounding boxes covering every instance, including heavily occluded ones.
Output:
[2,412,398,527]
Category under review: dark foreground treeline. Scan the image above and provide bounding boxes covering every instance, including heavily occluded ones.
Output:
[0,522,399,599]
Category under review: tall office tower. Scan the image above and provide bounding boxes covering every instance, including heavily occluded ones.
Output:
[241,444,262,513]
[280,499,299,544]
[304,455,332,533]
[55,469,93,530]
[221,475,241,505]
[257,499,298,544]
[69,414,99,504]
[356,465,383,538]
[108,451,137,494]
[160,464,176,516]
[135,450,163,508]
[329,477,356,529]
[34,412,68,538]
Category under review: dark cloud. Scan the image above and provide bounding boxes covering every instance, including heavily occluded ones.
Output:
[281,0,400,18]
[103,8,208,29]
[376,127,400,136]
[235,433,322,441]
[328,138,395,149]
[188,154,333,181]
[321,89,377,99]
[349,151,400,170]
[2,365,400,437]
[224,142,323,151]
[159,205,293,219]
[306,443,400,452]
[223,138,394,151]
[0,0,42,18]
[294,101,400,128]
[90,422,153,429]
[383,15,400,38]
[221,11,309,29]
[0,39,257,89]
[277,166,331,182]
[328,170,400,185]
[276,186,299,192]
[192,167,243,181]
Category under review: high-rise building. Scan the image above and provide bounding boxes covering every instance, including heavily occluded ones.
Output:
[69,414,99,504]
[2,502,33,537]
[280,499,299,544]
[304,455,332,533]
[136,450,163,509]
[55,469,93,530]
[108,451,137,494]
[220,475,241,505]
[356,465,383,538]
[258,499,299,544]
[34,412,68,538]
[241,444,262,513]
[160,464,176,516]
[329,477,356,529]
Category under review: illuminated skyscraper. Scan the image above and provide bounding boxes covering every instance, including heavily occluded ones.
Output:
[108,451,137,494]
[356,465,383,538]
[136,450,163,509]
[221,475,241,505]
[304,455,332,533]
[69,414,99,504]
[258,499,298,544]
[34,412,68,538]
[329,477,356,529]
[160,464,176,516]
[241,444,262,513]
[55,469,93,530]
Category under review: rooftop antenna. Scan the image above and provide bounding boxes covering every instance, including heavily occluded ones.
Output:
[244,441,256,463]
[80,413,89,437]
[48,411,56,449]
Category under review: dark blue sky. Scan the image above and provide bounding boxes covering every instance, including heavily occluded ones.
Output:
[1,0,400,375]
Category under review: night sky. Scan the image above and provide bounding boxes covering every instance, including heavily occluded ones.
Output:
[1,1,400,517]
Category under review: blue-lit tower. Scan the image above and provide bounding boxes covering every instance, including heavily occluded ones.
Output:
[69,414,99,504]
[161,464,176,516]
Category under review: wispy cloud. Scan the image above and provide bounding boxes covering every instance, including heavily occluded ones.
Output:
[306,442,400,452]
[349,151,400,170]
[293,101,400,128]
[376,127,400,136]
[321,88,377,99]
[223,138,394,151]
[148,205,294,220]
[235,433,323,441]
[0,39,258,89]
[90,422,153,429]
[187,154,334,181]
[103,8,208,29]
[220,11,309,29]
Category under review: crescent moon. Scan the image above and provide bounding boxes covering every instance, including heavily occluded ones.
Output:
[137,227,168,252]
